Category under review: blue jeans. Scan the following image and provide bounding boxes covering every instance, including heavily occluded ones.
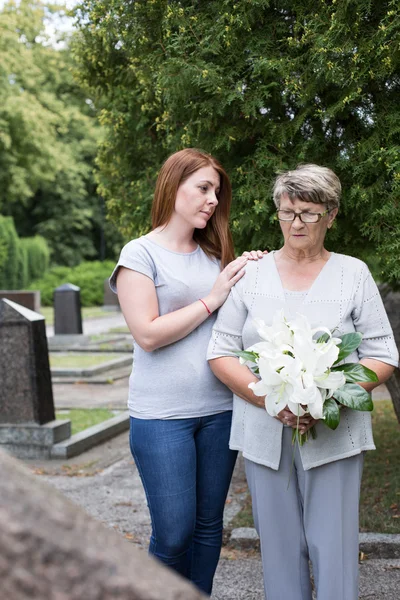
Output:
[130,412,237,596]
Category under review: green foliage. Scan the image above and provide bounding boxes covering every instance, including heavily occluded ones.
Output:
[20,236,50,283]
[322,398,340,430]
[16,242,28,289]
[333,383,374,412]
[335,332,364,363]
[0,229,7,278]
[29,260,115,306]
[74,0,400,282]
[0,0,122,266]
[0,216,19,289]
[333,362,379,384]
[0,217,50,289]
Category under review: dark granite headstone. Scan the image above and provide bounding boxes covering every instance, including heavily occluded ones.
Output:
[103,278,121,311]
[0,290,41,312]
[54,283,83,334]
[0,299,54,424]
[0,299,70,458]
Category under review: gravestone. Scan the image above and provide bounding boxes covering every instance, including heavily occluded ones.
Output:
[0,449,206,599]
[54,282,83,334]
[0,290,41,312]
[0,299,70,458]
[103,277,121,311]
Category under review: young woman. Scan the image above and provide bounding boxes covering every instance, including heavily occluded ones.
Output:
[110,148,263,595]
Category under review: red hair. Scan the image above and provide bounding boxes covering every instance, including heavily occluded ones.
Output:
[151,148,235,267]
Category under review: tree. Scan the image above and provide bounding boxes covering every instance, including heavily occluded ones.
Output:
[73,0,400,280]
[0,217,19,289]
[0,0,122,265]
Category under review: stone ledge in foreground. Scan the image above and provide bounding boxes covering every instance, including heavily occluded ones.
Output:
[228,528,400,558]
[51,411,130,459]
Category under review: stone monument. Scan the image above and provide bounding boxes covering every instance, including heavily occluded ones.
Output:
[0,449,206,599]
[103,277,121,311]
[54,282,83,334]
[0,299,70,458]
[0,290,41,311]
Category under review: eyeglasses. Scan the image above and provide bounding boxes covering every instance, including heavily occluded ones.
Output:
[277,209,330,223]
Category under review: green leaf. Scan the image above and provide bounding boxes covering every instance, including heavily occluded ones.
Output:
[333,383,373,412]
[234,350,259,363]
[332,363,378,384]
[323,398,340,430]
[316,332,331,343]
[334,333,363,363]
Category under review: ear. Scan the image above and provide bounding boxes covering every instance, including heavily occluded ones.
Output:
[327,208,338,228]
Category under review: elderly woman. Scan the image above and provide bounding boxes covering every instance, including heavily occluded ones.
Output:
[207,164,398,600]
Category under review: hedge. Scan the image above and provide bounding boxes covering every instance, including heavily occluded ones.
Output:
[29,260,115,306]
[0,216,19,289]
[20,236,50,283]
[0,216,50,289]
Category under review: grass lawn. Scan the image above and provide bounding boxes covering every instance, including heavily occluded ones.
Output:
[105,325,130,334]
[50,353,119,368]
[56,408,116,435]
[230,400,400,534]
[360,400,400,532]
[40,306,111,326]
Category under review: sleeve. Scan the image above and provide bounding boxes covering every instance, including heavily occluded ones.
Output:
[109,240,156,293]
[352,265,399,367]
[207,282,248,360]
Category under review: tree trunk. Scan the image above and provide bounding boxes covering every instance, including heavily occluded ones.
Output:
[380,284,400,423]
[385,371,400,423]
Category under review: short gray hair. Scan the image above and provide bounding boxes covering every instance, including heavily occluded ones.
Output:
[273,164,341,211]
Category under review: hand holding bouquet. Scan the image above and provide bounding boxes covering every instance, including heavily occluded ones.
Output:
[237,310,378,445]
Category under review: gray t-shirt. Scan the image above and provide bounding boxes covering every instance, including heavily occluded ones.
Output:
[110,236,233,419]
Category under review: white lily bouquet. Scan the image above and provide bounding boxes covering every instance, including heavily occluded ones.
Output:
[237,310,378,445]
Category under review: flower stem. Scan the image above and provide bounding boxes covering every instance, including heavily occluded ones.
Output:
[288,422,318,489]
[287,415,300,489]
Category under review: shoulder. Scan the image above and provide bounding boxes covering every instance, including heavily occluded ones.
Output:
[120,237,156,263]
[245,252,276,277]
[120,236,148,255]
[332,253,369,277]
[235,252,276,294]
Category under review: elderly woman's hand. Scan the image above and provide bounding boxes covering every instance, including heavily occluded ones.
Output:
[276,408,317,434]
[241,250,268,260]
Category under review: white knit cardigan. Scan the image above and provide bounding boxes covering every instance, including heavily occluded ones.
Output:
[207,252,399,470]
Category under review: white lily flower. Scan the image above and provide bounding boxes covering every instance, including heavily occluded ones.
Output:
[315,370,345,392]
[248,379,270,397]
[307,387,327,420]
[240,311,354,439]
[254,310,293,347]
[293,330,340,377]
[264,381,295,416]
[258,355,286,386]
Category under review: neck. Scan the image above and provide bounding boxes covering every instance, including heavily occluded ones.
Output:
[150,216,196,252]
[278,245,329,264]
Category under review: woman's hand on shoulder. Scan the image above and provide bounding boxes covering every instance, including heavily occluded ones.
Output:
[241,249,268,260]
[204,256,248,312]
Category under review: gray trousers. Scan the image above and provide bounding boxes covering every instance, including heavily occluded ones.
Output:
[245,426,364,600]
